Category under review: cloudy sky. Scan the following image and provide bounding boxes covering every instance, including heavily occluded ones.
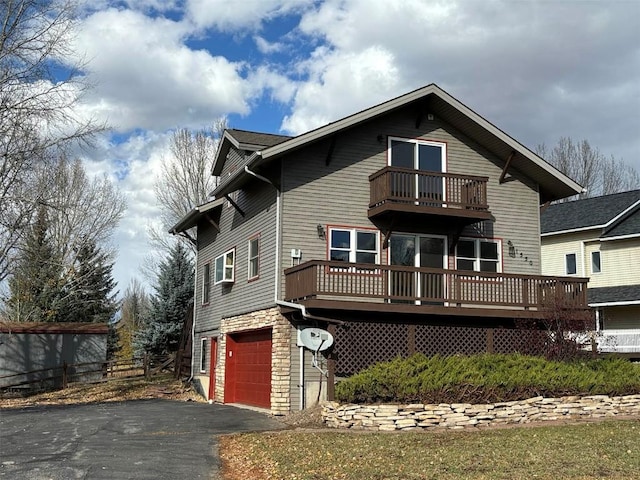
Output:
[66,0,639,294]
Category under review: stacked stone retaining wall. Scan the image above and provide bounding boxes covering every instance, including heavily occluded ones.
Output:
[322,395,640,431]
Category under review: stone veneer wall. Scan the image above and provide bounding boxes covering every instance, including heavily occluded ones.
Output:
[216,307,292,415]
[322,395,640,431]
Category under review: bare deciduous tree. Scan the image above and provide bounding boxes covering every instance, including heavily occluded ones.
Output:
[117,278,150,359]
[149,118,226,252]
[0,0,103,281]
[537,137,640,201]
[43,156,126,266]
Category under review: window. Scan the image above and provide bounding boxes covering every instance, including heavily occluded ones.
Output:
[248,236,260,280]
[329,228,379,264]
[565,253,577,275]
[456,238,500,273]
[389,138,446,172]
[215,249,235,284]
[591,251,601,274]
[200,338,207,373]
[202,263,211,304]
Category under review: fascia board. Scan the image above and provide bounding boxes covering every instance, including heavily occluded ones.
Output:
[600,233,640,242]
[541,226,601,237]
[590,300,640,307]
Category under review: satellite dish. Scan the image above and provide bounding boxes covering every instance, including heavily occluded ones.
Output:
[298,328,334,352]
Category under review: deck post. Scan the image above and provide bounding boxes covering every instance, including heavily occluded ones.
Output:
[327,324,336,401]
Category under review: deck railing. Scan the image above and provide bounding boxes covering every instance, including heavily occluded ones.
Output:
[369,166,489,211]
[284,260,589,311]
[596,329,640,353]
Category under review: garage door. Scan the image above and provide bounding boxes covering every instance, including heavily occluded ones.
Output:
[224,329,272,408]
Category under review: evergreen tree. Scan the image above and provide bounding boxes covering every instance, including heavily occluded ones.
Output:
[61,241,119,324]
[135,243,194,356]
[7,206,65,322]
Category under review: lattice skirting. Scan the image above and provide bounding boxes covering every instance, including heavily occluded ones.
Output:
[333,322,547,376]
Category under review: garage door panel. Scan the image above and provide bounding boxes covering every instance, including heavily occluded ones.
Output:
[225,329,272,408]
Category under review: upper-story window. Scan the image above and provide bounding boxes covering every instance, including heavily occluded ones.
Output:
[565,253,577,275]
[456,238,501,273]
[248,235,260,280]
[329,228,379,264]
[202,263,211,304]
[591,251,601,274]
[389,138,446,173]
[215,249,235,284]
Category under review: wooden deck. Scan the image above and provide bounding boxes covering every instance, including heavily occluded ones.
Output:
[284,261,589,320]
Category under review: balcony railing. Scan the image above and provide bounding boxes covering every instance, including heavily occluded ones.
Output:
[284,260,589,313]
[596,329,640,354]
[369,166,489,212]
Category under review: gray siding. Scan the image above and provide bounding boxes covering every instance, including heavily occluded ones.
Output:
[193,170,278,368]
[279,106,541,297]
[220,148,247,179]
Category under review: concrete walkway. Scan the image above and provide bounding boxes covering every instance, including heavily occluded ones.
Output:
[0,399,285,479]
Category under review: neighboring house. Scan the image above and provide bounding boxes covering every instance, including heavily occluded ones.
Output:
[541,190,640,357]
[171,83,587,415]
[0,322,109,389]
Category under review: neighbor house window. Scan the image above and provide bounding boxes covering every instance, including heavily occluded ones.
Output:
[248,235,260,280]
[214,249,235,284]
[565,253,577,275]
[456,238,501,273]
[591,251,601,274]
[200,338,207,373]
[202,263,211,304]
[329,228,379,264]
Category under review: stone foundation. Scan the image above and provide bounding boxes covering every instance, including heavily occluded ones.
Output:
[216,307,291,415]
[322,395,640,431]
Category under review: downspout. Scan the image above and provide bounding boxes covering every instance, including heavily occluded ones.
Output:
[188,247,198,383]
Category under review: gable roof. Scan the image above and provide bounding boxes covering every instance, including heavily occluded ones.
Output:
[541,189,640,236]
[211,83,583,204]
[212,129,292,176]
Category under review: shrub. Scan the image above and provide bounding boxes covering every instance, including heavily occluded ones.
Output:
[334,353,640,404]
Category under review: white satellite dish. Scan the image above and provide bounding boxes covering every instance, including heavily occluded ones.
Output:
[298,327,334,352]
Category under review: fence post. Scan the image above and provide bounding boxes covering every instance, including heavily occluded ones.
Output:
[62,361,68,389]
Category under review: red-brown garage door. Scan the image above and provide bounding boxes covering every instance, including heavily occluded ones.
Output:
[224,328,272,408]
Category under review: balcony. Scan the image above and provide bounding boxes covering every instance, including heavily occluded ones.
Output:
[368,167,491,230]
[284,260,589,320]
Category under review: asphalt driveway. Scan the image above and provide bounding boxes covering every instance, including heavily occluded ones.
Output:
[0,399,285,479]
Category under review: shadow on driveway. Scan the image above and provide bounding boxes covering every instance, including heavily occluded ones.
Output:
[0,399,285,479]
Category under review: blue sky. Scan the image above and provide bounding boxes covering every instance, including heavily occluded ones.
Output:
[63,0,639,293]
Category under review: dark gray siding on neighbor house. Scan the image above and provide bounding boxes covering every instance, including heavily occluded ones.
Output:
[279,106,542,297]
[194,173,278,339]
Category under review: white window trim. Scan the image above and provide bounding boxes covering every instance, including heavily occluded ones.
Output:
[202,263,211,305]
[565,252,577,276]
[328,227,380,265]
[456,238,502,273]
[199,337,207,373]
[387,137,447,170]
[248,235,260,280]
[214,249,235,284]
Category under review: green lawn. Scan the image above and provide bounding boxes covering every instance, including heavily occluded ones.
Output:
[221,420,640,480]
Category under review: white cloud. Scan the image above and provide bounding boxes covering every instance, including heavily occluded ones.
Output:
[286,0,640,166]
[72,8,250,132]
[281,45,401,134]
[186,0,313,32]
[254,35,285,55]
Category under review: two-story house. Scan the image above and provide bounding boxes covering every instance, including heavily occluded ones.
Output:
[541,190,640,357]
[171,83,587,415]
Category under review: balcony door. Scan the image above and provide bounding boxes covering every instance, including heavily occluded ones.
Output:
[389,234,446,304]
[389,138,446,205]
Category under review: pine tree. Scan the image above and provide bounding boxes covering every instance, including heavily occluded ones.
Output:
[61,241,119,324]
[135,243,194,356]
[7,206,65,322]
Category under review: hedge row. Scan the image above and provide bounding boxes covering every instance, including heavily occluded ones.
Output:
[334,353,640,404]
